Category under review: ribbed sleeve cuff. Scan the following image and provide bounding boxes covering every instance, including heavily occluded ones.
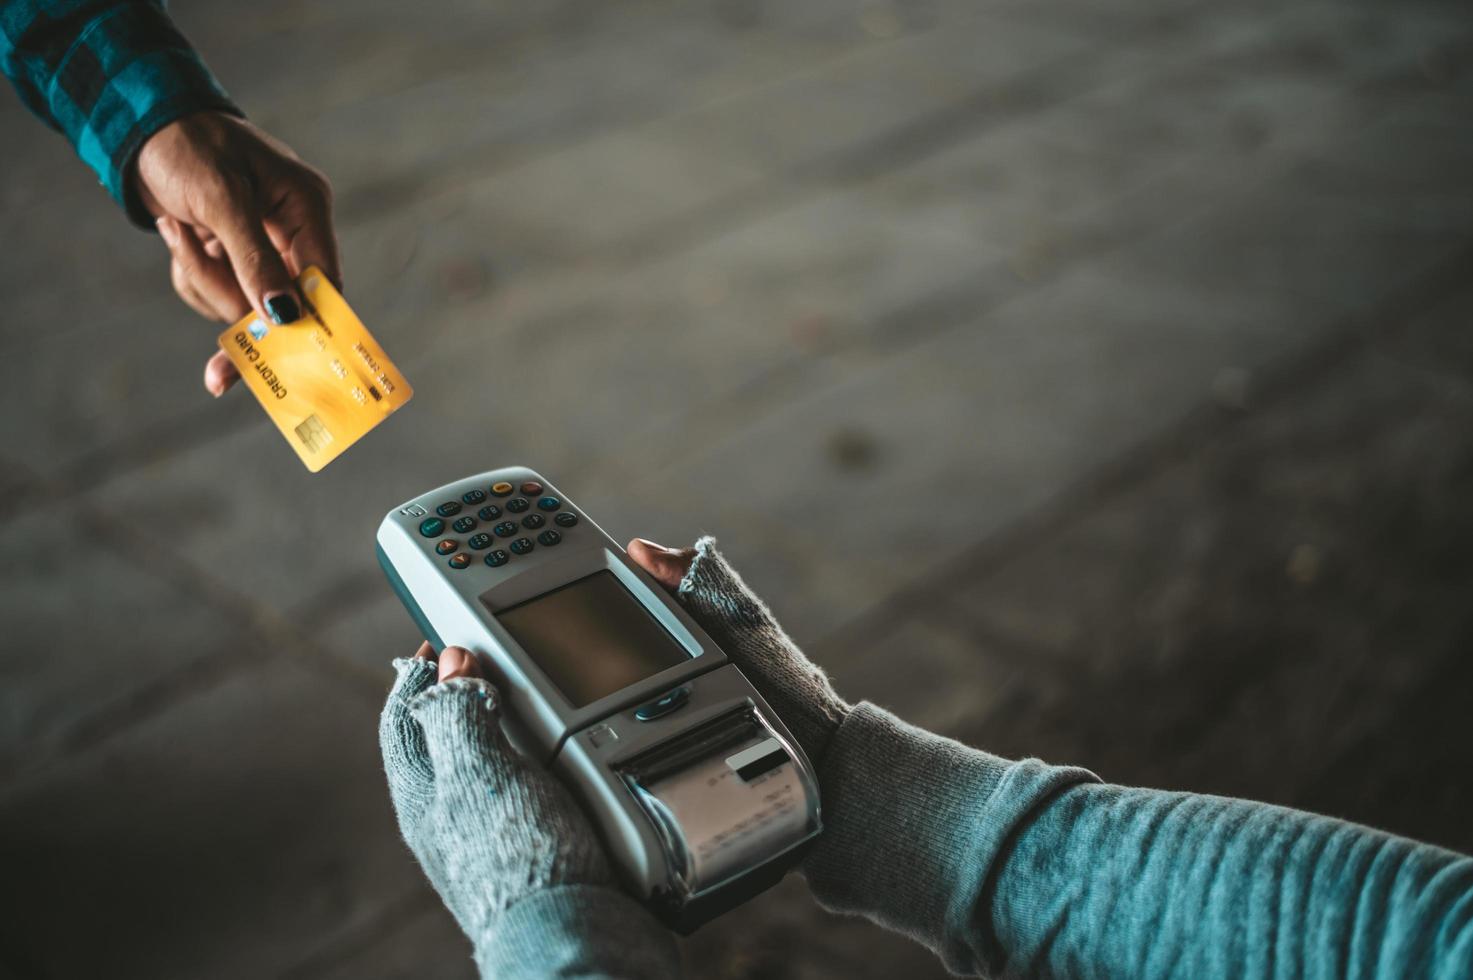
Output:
[44,2,241,226]
[473,884,681,980]
[803,703,1099,974]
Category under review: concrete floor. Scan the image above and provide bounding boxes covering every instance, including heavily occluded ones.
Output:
[2,0,1472,977]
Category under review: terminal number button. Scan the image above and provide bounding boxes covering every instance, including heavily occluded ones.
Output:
[462,489,488,505]
[477,505,502,521]
[452,516,477,533]
[467,533,492,550]
[493,521,519,538]
[509,537,535,556]
[484,550,510,567]
[537,529,562,547]
[521,513,545,529]
[505,496,530,514]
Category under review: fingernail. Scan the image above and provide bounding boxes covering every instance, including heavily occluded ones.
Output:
[634,538,676,555]
[264,292,300,325]
[155,218,178,247]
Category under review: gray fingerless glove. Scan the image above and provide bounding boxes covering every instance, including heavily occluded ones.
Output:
[676,536,851,769]
[380,657,679,978]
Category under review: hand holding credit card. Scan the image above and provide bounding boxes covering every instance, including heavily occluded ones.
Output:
[216,267,412,471]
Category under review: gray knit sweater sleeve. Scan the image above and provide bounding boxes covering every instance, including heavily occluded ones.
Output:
[677,542,1473,978]
[804,704,1473,978]
[801,703,1099,971]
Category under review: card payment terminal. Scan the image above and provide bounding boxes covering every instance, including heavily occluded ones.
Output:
[375,467,822,930]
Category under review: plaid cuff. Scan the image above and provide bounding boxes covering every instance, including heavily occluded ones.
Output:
[41,2,242,226]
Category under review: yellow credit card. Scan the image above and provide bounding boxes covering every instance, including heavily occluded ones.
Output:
[217,267,413,472]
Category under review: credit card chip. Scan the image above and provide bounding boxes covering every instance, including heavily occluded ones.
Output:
[295,414,334,454]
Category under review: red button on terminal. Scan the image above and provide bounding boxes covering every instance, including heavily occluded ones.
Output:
[436,539,458,555]
[520,480,544,495]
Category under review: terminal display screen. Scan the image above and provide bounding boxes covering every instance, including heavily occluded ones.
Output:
[496,571,690,707]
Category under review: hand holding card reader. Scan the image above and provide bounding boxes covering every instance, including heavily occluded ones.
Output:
[375,467,822,930]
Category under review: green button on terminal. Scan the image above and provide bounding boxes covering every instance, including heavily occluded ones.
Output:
[635,687,689,722]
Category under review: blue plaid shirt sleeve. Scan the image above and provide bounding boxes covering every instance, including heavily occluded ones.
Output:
[0,0,242,226]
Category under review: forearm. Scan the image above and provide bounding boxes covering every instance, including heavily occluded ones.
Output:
[475,886,681,980]
[802,703,1098,974]
[0,0,239,222]
[994,782,1473,979]
[804,704,1473,978]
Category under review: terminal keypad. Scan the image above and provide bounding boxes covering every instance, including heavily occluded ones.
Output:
[414,478,579,571]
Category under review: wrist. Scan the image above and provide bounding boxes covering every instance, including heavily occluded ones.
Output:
[35,0,241,228]
[801,703,1095,973]
[130,110,243,221]
[473,885,679,980]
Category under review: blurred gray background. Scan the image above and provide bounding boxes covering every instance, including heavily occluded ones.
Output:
[3,0,1472,976]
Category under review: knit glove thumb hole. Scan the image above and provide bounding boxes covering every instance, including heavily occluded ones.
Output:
[676,536,785,647]
[380,656,439,832]
[676,537,849,763]
[408,676,514,787]
[409,677,617,904]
